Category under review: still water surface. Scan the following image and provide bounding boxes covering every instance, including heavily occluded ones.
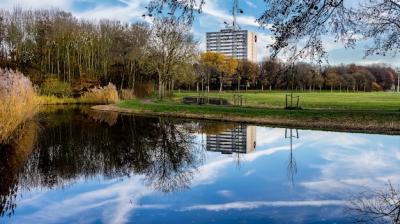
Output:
[0,107,399,223]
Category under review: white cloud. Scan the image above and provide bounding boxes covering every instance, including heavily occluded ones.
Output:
[74,0,150,23]
[255,33,274,61]
[0,0,74,10]
[245,0,257,8]
[201,0,259,27]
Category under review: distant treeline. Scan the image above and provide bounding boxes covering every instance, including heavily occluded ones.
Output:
[197,52,398,92]
[0,8,398,96]
[0,8,156,91]
[257,61,398,92]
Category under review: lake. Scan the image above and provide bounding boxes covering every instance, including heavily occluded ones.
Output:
[0,107,399,223]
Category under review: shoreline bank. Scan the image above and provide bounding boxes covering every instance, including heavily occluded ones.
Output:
[92,104,400,135]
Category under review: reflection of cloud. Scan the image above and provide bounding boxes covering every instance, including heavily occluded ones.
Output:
[217,190,232,198]
[300,133,400,196]
[16,176,168,224]
[244,169,255,177]
[194,145,294,185]
[256,128,284,146]
[299,130,369,150]
[182,200,346,211]
[255,127,368,150]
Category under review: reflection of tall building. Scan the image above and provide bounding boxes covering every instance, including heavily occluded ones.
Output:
[206,124,256,154]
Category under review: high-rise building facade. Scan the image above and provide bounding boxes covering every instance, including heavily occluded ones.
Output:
[206,29,257,62]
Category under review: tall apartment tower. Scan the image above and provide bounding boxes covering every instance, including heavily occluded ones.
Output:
[206,29,257,62]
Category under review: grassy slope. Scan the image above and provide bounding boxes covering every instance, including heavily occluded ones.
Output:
[119,99,399,120]
[174,91,400,111]
[116,98,400,134]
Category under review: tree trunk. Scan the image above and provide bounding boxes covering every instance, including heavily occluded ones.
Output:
[170,79,174,96]
[219,74,223,92]
[158,73,163,99]
[121,74,125,90]
[207,75,210,93]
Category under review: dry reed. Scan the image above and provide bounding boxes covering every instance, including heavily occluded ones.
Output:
[81,83,119,104]
[120,89,135,100]
[0,69,39,143]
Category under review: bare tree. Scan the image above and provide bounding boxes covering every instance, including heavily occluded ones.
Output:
[148,0,400,62]
[148,18,197,98]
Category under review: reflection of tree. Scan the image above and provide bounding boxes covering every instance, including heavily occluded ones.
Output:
[285,128,299,187]
[0,109,203,217]
[198,122,236,135]
[143,118,199,192]
[348,181,400,224]
[0,121,38,217]
[83,109,119,126]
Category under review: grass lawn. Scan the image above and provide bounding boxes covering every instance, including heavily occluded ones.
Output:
[174,91,400,111]
[113,91,400,133]
[115,97,400,134]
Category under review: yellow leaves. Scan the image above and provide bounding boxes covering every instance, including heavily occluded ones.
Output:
[223,56,238,77]
[199,52,238,76]
[200,52,225,72]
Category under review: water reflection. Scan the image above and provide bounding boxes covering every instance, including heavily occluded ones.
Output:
[0,121,38,217]
[0,108,399,223]
[285,128,299,187]
[348,181,400,224]
[205,124,256,154]
[0,108,206,216]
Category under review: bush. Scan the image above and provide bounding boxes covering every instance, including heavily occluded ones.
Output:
[120,89,135,100]
[81,83,119,104]
[40,78,72,97]
[372,82,383,91]
[134,82,154,98]
[0,69,39,143]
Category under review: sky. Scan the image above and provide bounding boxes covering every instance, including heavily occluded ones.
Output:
[1,0,400,66]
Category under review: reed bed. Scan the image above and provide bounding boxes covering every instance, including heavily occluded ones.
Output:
[80,83,119,104]
[0,69,39,143]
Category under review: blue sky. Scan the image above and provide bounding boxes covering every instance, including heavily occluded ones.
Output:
[2,0,400,66]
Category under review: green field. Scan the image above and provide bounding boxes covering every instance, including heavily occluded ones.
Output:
[174,91,400,111]
[115,96,400,134]
[111,91,400,134]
